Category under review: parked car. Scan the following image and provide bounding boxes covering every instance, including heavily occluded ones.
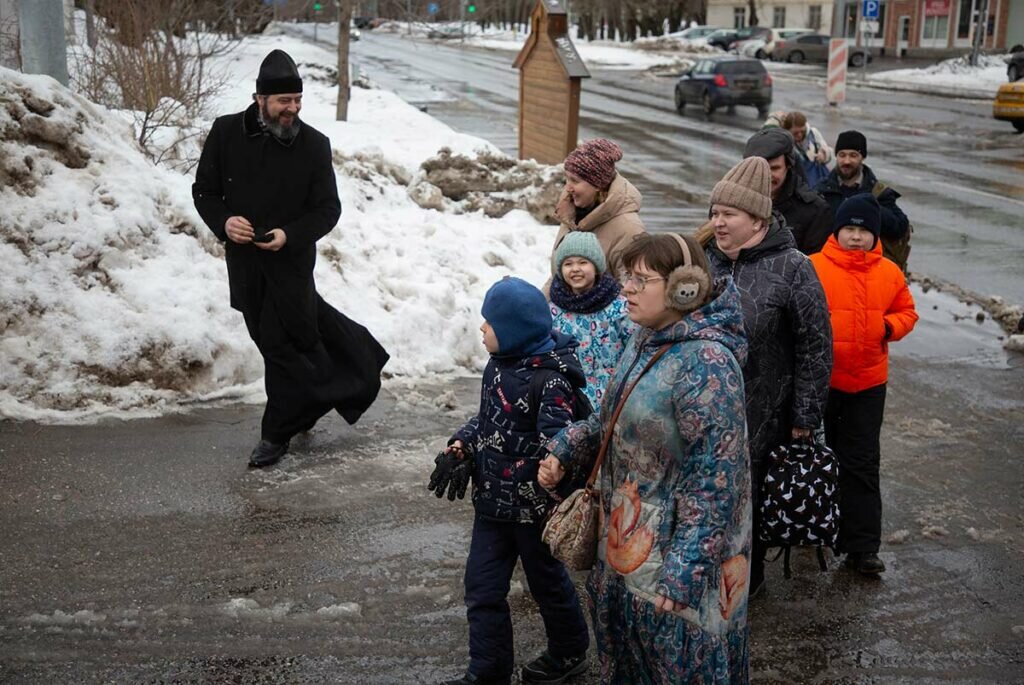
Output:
[668,25,722,41]
[1007,51,1024,81]
[772,33,873,67]
[727,25,772,51]
[756,27,815,58]
[674,56,773,116]
[427,25,463,40]
[353,16,375,29]
[993,81,1024,132]
[706,29,741,51]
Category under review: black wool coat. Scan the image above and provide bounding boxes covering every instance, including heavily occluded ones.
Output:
[775,168,834,256]
[706,216,833,482]
[192,103,342,350]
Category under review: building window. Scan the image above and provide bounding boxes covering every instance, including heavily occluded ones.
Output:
[808,5,822,30]
[957,0,974,40]
[734,6,747,28]
[845,4,858,36]
[773,6,787,27]
[923,14,950,41]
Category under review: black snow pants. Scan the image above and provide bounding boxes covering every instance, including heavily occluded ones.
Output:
[824,383,887,554]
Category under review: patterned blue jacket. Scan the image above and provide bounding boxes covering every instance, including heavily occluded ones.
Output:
[547,282,752,683]
[453,332,587,523]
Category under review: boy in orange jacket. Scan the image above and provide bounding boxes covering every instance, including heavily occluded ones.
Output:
[810,194,918,576]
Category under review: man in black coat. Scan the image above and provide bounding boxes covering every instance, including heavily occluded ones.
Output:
[193,49,389,467]
[815,130,910,244]
[744,127,833,255]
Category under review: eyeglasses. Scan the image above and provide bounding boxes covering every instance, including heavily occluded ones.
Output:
[619,273,666,293]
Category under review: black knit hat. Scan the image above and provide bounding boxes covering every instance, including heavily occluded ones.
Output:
[256,50,303,95]
[835,130,867,157]
[833,193,881,244]
[744,128,794,161]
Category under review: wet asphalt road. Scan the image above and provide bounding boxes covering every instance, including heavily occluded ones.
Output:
[335,30,1024,306]
[2,346,1023,683]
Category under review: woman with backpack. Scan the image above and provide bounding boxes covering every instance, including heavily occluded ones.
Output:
[701,157,833,597]
[539,233,753,684]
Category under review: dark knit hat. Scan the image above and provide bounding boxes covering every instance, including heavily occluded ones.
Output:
[481,277,552,355]
[833,193,881,243]
[563,139,623,190]
[744,128,794,161]
[835,130,867,157]
[709,157,772,220]
[257,50,303,95]
[554,231,607,275]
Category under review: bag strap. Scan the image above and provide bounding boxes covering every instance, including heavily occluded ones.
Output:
[584,344,671,488]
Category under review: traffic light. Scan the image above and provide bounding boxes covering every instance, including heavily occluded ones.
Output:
[313,2,322,10]
[467,3,476,12]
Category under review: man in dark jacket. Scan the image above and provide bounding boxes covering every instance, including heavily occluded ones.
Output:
[815,130,910,244]
[193,49,388,468]
[744,128,833,255]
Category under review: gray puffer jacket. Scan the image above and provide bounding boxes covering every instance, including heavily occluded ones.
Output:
[706,214,833,481]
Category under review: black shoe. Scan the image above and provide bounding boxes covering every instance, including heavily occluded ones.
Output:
[440,673,511,685]
[248,439,289,468]
[845,552,886,575]
[521,651,587,684]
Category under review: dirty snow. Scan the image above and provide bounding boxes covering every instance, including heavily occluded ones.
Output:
[868,54,1011,97]
[0,30,558,422]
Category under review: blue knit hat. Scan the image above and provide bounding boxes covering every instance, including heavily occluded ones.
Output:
[553,231,607,275]
[833,193,881,245]
[481,277,553,355]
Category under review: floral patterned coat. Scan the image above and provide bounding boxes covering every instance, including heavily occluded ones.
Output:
[550,295,635,410]
[547,281,752,685]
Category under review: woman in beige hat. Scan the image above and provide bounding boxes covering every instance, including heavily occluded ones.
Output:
[702,157,834,599]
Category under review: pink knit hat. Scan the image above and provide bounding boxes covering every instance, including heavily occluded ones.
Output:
[563,139,623,190]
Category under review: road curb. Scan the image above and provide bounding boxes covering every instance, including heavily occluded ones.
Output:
[769,72,994,101]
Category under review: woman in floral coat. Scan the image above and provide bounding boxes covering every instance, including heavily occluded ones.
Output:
[540,233,752,685]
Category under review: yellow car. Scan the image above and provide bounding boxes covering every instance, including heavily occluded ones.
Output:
[993,81,1024,132]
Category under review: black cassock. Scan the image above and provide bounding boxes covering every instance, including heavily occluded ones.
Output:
[193,104,388,442]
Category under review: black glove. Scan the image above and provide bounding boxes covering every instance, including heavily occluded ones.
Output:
[427,450,473,501]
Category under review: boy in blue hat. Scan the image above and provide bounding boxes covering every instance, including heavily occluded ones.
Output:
[429,277,590,685]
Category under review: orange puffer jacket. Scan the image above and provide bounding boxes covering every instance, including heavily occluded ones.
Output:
[810,235,918,393]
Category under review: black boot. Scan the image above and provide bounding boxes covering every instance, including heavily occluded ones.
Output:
[521,651,587,684]
[248,439,289,468]
[439,673,511,685]
[845,552,886,575]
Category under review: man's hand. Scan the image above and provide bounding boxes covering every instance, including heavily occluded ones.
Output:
[538,454,565,490]
[255,228,287,252]
[719,554,749,619]
[225,216,254,244]
[815,149,829,163]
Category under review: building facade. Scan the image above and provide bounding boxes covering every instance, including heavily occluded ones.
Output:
[706,0,1021,56]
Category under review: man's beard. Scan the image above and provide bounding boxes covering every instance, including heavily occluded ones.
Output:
[259,102,301,140]
[838,164,860,181]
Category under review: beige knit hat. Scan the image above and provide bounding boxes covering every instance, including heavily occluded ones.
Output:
[709,157,772,220]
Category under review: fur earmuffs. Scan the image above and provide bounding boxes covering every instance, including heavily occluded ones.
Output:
[665,234,712,314]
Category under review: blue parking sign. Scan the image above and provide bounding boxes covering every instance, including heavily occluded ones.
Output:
[428,2,439,14]
[862,0,880,19]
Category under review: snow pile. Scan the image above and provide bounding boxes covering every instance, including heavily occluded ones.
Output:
[869,54,1010,97]
[408,147,563,224]
[0,32,558,422]
[633,35,718,54]
[0,67,259,421]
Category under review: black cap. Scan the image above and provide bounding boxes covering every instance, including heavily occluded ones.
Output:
[833,193,881,240]
[744,127,794,161]
[256,49,302,95]
[835,130,867,157]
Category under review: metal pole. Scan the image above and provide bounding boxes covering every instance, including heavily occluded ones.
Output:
[18,0,68,85]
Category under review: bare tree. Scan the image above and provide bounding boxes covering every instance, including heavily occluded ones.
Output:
[71,1,241,170]
[337,0,353,120]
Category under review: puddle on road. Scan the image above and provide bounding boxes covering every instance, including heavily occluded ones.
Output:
[893,283,1012,369]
